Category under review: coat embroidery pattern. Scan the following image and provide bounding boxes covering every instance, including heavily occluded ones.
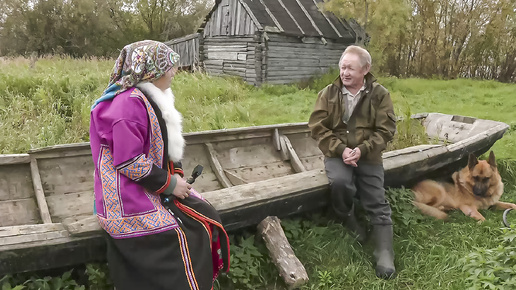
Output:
[97,90,178,238]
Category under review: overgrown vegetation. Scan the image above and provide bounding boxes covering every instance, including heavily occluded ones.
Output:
[0,264,113,290]
[1,57,516,289]
[0,0,212,57]
[323,0,516,82]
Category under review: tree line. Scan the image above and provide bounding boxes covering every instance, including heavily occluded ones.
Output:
[1,0,514,82]
[324,0,516,82]
[0,0,212,57]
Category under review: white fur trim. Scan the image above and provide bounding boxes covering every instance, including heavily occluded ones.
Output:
[136,82,184,162]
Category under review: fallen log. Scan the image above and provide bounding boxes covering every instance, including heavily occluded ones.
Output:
[257,216,309,289]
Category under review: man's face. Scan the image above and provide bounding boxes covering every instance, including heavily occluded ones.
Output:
[339,53,369,90]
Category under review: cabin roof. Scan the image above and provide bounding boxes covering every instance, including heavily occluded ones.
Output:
[200,0,357,41]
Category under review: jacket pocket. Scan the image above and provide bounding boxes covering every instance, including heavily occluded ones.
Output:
[118,173,157,217]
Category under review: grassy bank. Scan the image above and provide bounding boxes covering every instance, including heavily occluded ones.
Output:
[1,57,516,289]
[1,57,515,158]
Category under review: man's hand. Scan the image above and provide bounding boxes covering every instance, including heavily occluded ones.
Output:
[173,174,191,199]
[342,147,361,167]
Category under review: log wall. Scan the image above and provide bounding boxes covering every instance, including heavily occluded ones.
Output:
[263,34,349,84]
[203,35,263,85]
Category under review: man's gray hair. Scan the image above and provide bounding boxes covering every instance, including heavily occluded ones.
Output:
[339,45,372,69]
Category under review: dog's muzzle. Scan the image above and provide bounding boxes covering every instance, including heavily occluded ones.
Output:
[473,184,488,197]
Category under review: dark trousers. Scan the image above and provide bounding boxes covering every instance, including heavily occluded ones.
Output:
[324,157,392,225]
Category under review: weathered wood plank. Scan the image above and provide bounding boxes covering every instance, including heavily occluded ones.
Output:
[224,170,248,185]
[0,228,68,246]
[37,155,94,197]
[205,45,248,51]
[0,199,41,227]
[0,154,30,165]
[30,158,52,224]
[280,135,306,173]
[207,51,240,60]
[183,123,309,146]
[205,143,233,188]
[0,163,34,202]
[67,169,329,236]
[28,142,90,154]
[300,155,325,171]
[46,191,93,223]
[205,169,326,212]
[0,223,64,238]
[209,169,329,230]
[0,235,106,276]
[213,140,281,169]
[182,145,225,192]
[64,215,99,237]
[204,36,256,42]
[266,69,326,76]
[224,161,294,183]
[258,216,309,289]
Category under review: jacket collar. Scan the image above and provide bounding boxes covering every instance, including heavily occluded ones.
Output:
[332,72,376,92]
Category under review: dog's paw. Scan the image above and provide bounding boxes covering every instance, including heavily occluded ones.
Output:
[436,212,448,220]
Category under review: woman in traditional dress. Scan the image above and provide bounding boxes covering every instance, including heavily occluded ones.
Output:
[90,40,229,290]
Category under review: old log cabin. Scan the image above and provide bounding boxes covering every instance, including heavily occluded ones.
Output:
[166,0,365,85]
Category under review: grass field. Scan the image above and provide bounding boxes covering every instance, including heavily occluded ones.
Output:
[1,57,516,289]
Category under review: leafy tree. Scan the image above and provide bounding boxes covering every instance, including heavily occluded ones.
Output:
[323,0,516,82]
[130,0,211,40]
[323,0,411,76]
[0,0,213,57]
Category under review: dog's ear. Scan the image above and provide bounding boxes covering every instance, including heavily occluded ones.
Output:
[488,151,497,169]
[468,153,478,171]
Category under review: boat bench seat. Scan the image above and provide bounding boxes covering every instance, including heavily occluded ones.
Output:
[66,169,330,234]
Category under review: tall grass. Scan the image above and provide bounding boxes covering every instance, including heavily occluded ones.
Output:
[1,58,515,157]
[0,57,110,153]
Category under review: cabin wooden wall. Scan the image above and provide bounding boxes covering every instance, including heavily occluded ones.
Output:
[203,35,263,85]
[203,0,258,37]
[263,34,348,85]
[166,0,356,85]
[166,33,201,69]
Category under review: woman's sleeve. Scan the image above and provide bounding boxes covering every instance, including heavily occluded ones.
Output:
[111,100,173,195]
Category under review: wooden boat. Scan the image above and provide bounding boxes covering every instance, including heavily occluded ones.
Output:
[0,113,509,275]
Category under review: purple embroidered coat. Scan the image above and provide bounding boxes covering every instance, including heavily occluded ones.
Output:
[90,88,179,238]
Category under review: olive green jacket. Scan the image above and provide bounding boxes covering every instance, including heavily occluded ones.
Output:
[308,73,396,164]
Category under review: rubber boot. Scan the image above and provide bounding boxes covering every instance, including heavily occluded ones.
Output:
[344,204,367,243]
[372,225,396,279]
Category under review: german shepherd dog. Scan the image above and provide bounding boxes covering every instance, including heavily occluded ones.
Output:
[412,151,516,221]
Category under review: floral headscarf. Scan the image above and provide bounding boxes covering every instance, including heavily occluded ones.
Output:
[91,40,180,110]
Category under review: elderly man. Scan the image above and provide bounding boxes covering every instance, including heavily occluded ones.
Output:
[308,45,397,279]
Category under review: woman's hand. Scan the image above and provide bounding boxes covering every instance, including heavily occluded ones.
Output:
[172,174,191,199]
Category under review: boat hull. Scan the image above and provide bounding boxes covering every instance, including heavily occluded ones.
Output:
[0,113,509,275]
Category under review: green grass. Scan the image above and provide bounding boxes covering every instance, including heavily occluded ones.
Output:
[2,59,515,157]
[1,57,516,289]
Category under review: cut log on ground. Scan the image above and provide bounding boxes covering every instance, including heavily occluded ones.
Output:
[257,216,309,289]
